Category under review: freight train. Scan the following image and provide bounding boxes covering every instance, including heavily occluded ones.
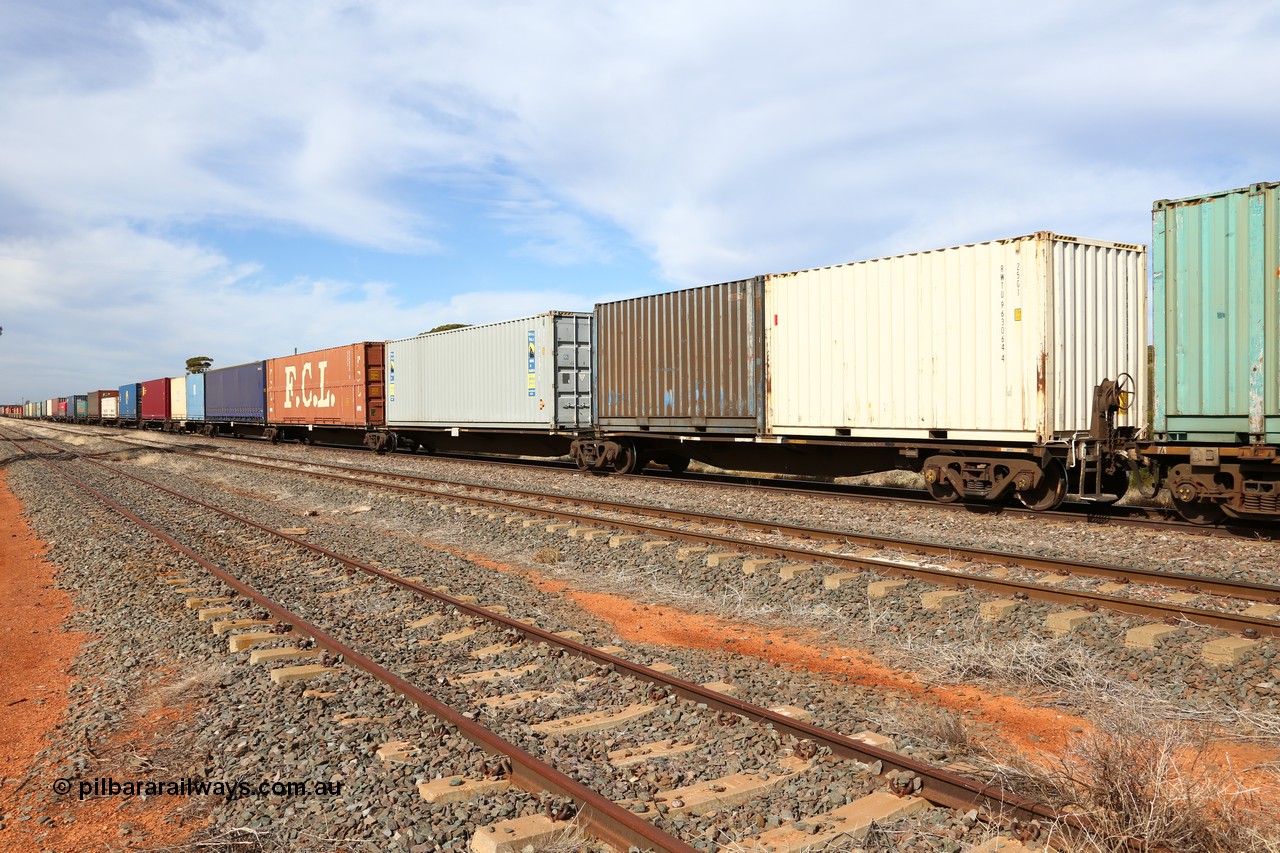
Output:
[7,181,1277,524]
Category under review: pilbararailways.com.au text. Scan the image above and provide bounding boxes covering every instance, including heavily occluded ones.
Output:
[52,776,344,801]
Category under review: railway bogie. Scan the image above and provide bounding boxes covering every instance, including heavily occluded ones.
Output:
[1138,444,1279,523]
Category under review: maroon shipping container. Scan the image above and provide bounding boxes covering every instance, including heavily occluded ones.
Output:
[140,378,172,421]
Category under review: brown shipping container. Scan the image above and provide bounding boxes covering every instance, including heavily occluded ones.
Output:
[595,278,763,433]
[266,342,385,427]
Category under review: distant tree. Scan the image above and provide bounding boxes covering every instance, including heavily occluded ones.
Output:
[420,323,470,335]
[186,356,213,374]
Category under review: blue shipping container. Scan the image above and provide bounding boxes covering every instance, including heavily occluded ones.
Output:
[72,395,87,419]
[204,361,266,423]
[118,383,140,419]
[186,373,206,421]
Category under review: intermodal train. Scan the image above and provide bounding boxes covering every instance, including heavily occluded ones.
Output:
[7,181,1277,524]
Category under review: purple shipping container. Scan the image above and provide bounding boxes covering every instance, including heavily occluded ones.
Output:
[205,361,267,423]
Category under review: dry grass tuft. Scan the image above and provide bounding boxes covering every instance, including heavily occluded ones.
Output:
[990,711,1280,852]
[899,705,971,750]
[139,662,236,712]
[532,546,562,564]
[888,629,1280,742]
[889,632,1112,694]
[525,824,596,852]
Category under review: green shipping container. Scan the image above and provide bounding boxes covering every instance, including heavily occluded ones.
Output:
[1152,181,1280,442]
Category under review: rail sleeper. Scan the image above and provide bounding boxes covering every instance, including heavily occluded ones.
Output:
[418,775,511,805]
[248,647,320,665]
[746,790,927,851]
[637,756,814,817]
[608,739,699,767]
[531,703,656,734]
[469,814,566,853]
[1124,624,1181,649]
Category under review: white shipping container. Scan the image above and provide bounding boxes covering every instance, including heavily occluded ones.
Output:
[102,396,118,419]
[765,232,1147,442]
[386,313,593,430]
[169,375,188,421]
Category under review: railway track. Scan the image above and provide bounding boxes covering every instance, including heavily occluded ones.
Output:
[2,428,1087,850]
[25,424,1280,642]
[19,418,1279,541]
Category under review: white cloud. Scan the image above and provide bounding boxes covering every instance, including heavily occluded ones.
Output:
[0,222,583,400]
[2,0,1280,399]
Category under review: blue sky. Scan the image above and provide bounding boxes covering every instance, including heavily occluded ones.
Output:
[2,1,1279,402]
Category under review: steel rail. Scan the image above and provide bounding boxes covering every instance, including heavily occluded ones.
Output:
[0,433,697,852]
[23,417,1278,540]
[13,425,1280,637]
[4,429,1080,834]
[91,438,1280,613]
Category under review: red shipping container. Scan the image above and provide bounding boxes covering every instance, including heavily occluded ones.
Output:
[140,377,172,421]
[266,342,385,427]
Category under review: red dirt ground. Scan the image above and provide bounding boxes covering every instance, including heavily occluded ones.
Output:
[0,469,191,851]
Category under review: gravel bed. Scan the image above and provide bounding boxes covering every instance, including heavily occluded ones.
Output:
[86,432,1280,738]
[52,420,1280,587]
[3,451,596,851]
[19,425,1280,730]
[1,430,1016,851]
[38,421,1280,627]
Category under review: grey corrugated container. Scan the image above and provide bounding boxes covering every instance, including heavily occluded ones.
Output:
[1153,182,1279,441]
[386,313,593,430]
[594,278,763,433]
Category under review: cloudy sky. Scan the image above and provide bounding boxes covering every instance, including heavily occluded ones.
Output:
[2,1,1278,402]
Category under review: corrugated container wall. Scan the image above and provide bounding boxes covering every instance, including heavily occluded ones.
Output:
[87,391,102,419]
[101,391,119,420]
[170,376,188,421]
[765,233,1147,442]
[267,342,385,427]
[72,395,87,418]
[595,280,762,433]
[118,384,139,418]
[186,374,205,421]
[204,361,267,423]
[56,398,67,417]
[141,378,171,421]
[1153,182,1279,441]
[387,314,592,430]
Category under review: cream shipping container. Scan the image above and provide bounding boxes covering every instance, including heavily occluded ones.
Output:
[764,231,1147,442]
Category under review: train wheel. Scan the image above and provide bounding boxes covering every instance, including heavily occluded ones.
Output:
[611,444,640,474]
[1172,496,1226,525]
[1017,462,1066,511]
[926,480,961,503]
[1102,467,1130,499]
